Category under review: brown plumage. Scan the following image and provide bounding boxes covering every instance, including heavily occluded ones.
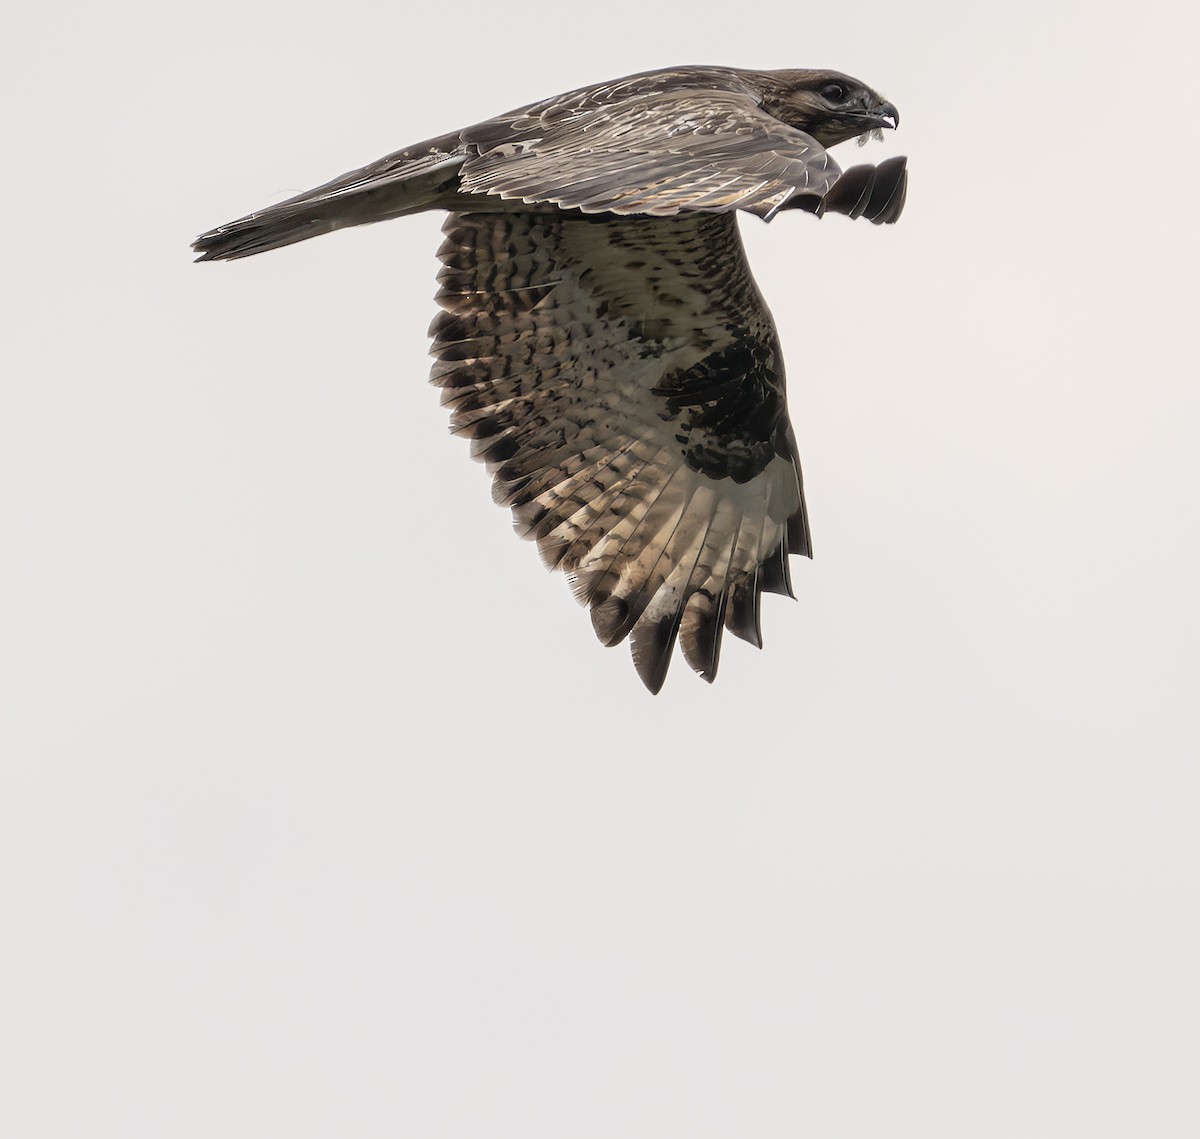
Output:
[193,65,907,692]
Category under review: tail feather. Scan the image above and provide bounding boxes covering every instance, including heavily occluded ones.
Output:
[192,138,465,261]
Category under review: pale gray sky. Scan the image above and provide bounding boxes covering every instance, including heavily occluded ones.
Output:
[3,2,1198,1136]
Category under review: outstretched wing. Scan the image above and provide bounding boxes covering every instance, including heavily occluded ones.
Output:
[459,87,841,219]
[431,208,810,692]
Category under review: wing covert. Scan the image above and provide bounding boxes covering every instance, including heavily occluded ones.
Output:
[458,88,842,219]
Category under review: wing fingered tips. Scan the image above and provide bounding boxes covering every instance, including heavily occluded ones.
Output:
[599,531,800,694]
[817,155,908,224]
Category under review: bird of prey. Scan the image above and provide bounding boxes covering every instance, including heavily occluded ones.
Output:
[193,65,906,693]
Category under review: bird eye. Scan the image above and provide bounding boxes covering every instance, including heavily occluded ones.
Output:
[820,82,848,102]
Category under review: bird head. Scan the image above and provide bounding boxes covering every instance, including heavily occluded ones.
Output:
[761,70,899,148]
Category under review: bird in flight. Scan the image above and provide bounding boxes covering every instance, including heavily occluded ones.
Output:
[194,65,906,692]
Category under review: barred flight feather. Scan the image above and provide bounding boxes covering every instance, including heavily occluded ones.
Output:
[430,209,808,691]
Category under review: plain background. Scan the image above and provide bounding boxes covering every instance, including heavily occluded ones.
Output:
[3,1,1198,1135]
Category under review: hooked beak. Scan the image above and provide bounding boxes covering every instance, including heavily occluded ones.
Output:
[864,100,900,132]
[829,98,900,146]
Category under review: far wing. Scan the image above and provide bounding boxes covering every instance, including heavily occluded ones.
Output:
[458,88,841,219]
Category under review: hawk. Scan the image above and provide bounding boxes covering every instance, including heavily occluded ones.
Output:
[193,65,906,692]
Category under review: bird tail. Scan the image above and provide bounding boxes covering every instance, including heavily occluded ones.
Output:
[191,134,465,261]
